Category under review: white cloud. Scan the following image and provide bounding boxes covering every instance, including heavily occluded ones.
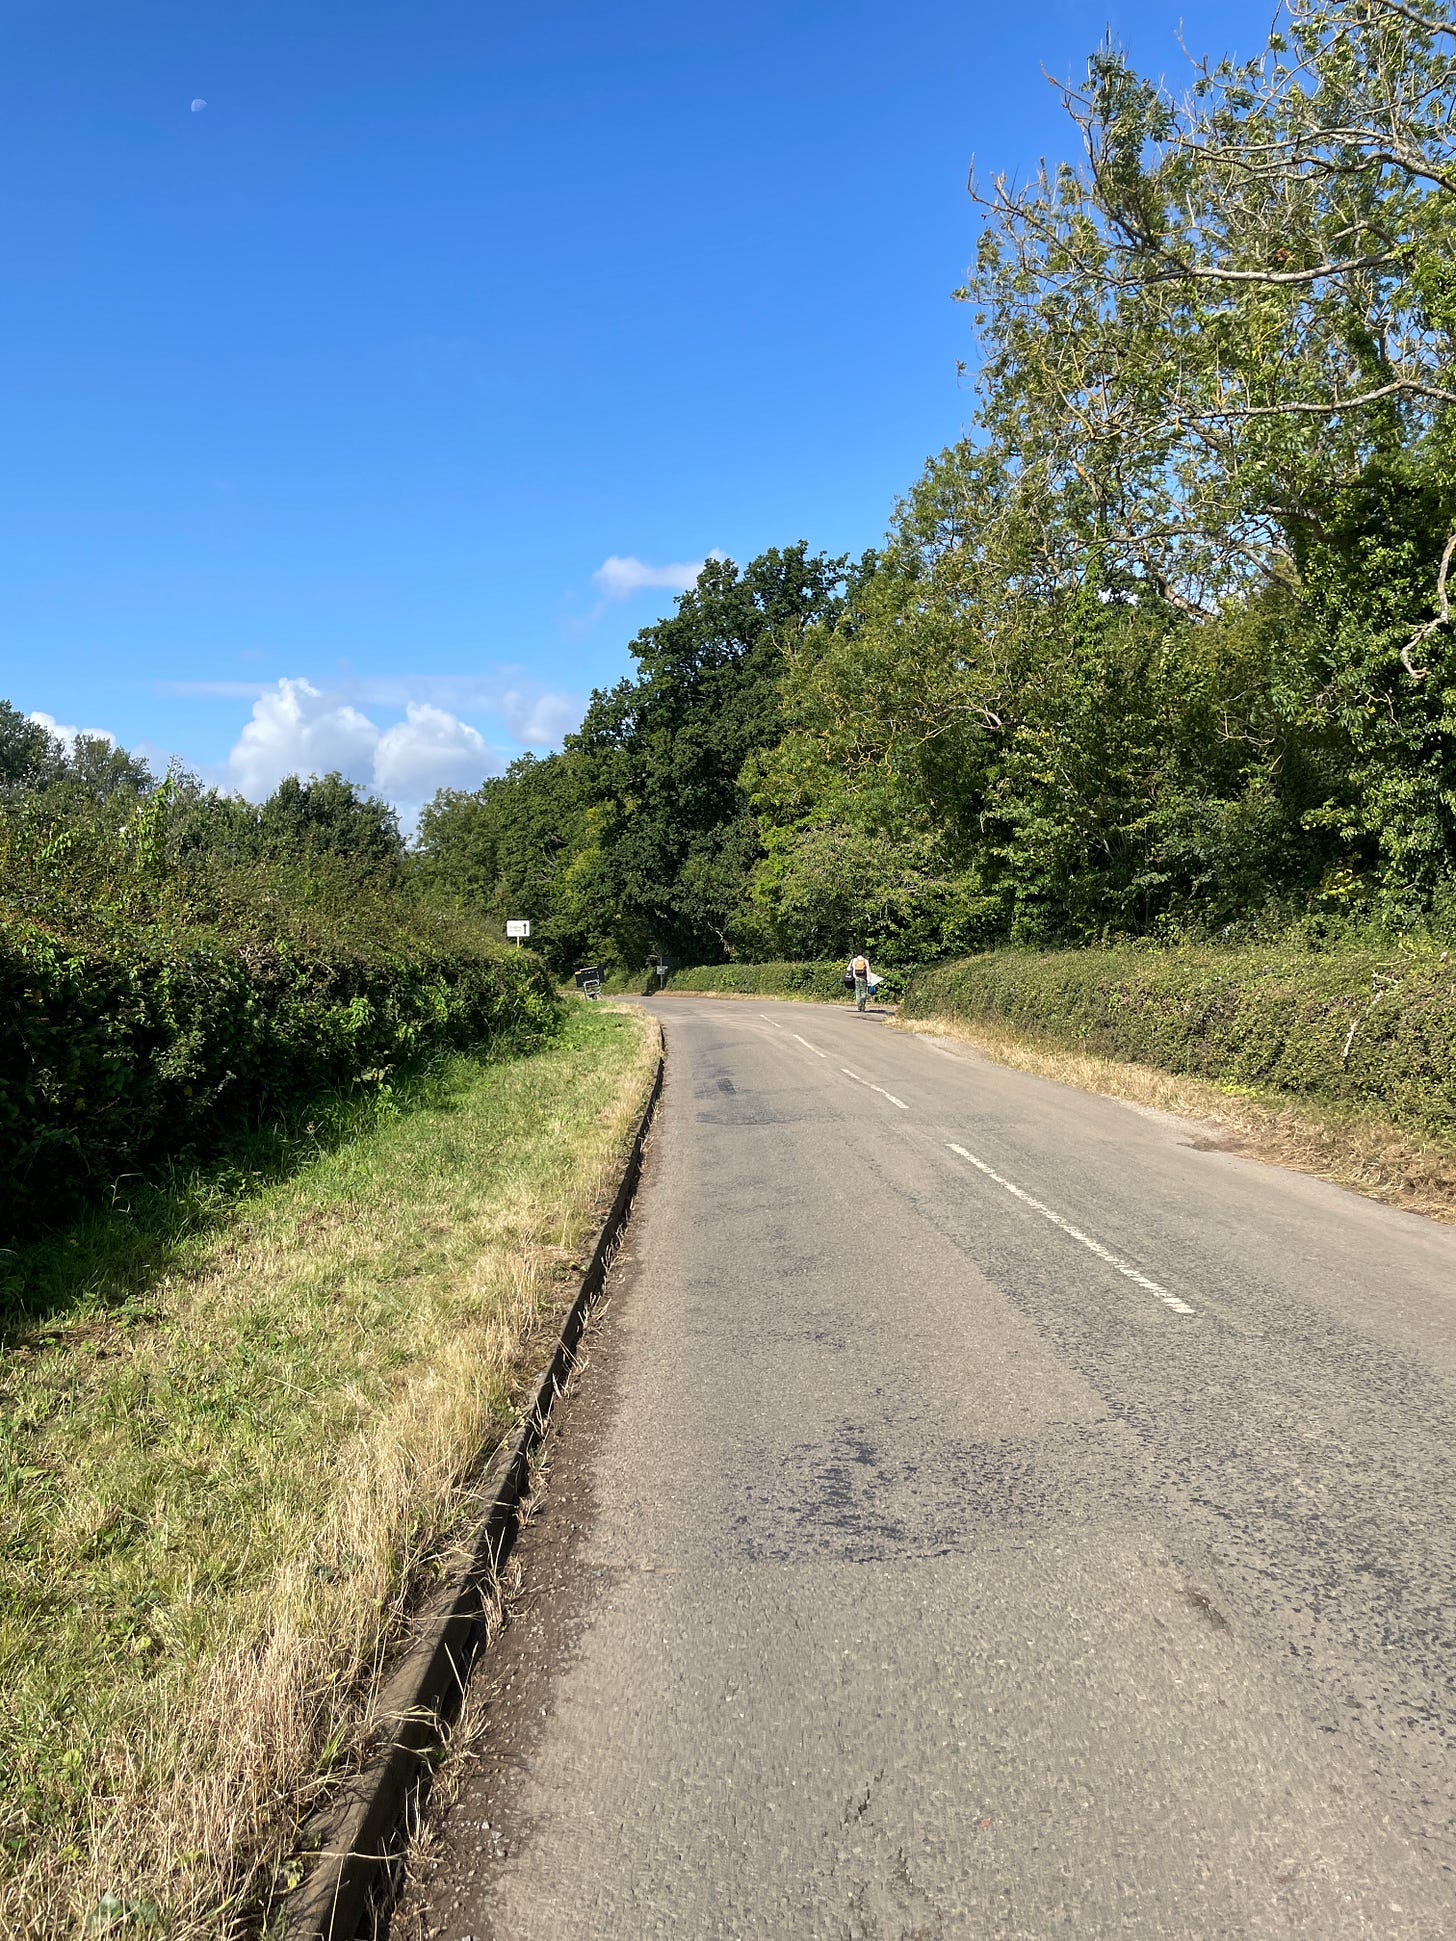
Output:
[29,710,113,748]
[225,678,508,814]
[500,687,579,746]
[166,673,584,750]
[228,679,379,800]
[591,554,717,601]
[373,702,495,798]
[351,675,583,743]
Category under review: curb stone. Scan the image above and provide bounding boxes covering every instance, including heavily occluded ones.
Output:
[278,1027,665,1941]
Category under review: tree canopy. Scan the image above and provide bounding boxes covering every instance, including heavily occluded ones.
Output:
[416,0,1456,969]
[15,1,1455,975]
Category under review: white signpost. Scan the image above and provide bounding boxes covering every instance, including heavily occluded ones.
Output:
[506,919,531,944]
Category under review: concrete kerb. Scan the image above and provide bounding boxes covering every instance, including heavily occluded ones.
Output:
[278,1025,666,1941]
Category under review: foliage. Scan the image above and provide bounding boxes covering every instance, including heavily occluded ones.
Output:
[740,0,1456,954]
[568,546,871,964]
[418,11,1456,971]
[0,703,64,792]
[0,735,556,1242]
[905,942,1456,1138]
[415,751,611,968]
[952,0,1456,915]
[16,1,1456,1046]
[415,547,871,973]
[1,915,554,1243]
[660,958,908,1002]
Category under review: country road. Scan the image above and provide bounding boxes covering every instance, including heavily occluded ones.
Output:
[411,996,1456,1940]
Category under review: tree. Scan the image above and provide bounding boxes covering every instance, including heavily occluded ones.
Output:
[963,0,1456,631]
[952,0,1456,913]
[570,545,870,962]
[0,701,62,792]
[255,773,403,871]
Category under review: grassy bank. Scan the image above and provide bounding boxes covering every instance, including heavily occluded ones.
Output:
[1,904,554,1242]
[919,1008,1456,1221]
[0,1002,656,1940]
[903,946,1456,1143]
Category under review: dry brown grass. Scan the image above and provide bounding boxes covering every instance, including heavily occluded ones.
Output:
[901,1011,1456,1224]
[0,1003,656,1941]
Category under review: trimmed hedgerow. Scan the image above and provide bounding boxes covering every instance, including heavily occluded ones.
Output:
[903,946,1456,1140]
[0,916,557,1241]
[660,959,908,1002]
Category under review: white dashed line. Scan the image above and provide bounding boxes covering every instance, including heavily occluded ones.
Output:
[945,1143,1196,1316]
[758,1014,784,1029]
[792,1032,828,1059]
[840,1066,909,1110]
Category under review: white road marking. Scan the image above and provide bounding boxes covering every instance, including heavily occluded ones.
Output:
[945,1143,1196,1317]
[840,1066,909,1110]
[792,1032,828,1059]
[758,1014,785,1029]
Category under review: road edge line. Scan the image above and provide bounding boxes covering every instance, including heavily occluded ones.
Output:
[279,1022,666,1940]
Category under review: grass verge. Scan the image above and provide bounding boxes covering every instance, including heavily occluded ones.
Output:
[901,1011,1456,1225]
[0,1001,657,1941]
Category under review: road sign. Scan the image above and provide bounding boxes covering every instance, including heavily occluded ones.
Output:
[506,919,531,940]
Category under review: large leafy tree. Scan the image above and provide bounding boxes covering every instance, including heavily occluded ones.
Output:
[749,446,1328,952]
[568,544,868,963]
[418,2,1456,963]
[414,753,614,968]
[964,0,1456,618]
[0,702,63,793]
[414,546,868,970]
[959,0,1456,908]
[252,772,403,871]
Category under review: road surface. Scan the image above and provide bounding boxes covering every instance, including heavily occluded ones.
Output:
[411,996,1456,1939]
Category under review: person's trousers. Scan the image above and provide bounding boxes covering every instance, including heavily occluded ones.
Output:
[854,977,868,1011]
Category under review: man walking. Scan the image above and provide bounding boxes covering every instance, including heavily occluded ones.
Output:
[846,950,871,1013]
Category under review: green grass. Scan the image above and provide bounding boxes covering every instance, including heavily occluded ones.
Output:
[0,1002,657,1940]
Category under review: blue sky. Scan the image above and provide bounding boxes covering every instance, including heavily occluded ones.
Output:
[2,0,1272,820]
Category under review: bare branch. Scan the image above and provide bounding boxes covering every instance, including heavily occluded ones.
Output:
[1200,376,1456,419]
[1401,528,1456,678]
[1142,250,1403,287]
[1362,0,1456,44]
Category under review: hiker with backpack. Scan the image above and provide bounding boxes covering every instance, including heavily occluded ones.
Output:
[843,951,878,1013]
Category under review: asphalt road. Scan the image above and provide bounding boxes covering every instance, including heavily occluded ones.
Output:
[411,996,1456,1939]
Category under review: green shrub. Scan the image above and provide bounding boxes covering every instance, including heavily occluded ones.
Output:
[660,959,908,1002]
[0,916,556,1241]
[903,946,1456,1140]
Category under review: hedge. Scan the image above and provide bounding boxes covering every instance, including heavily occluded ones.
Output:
[0,916,558,1241]
[658,959,908,1002]
[903,946,1456,1140]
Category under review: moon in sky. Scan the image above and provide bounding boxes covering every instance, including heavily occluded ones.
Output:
[190,98,207,112]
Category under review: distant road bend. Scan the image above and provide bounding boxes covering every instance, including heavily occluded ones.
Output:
[416,996,1456,1939]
